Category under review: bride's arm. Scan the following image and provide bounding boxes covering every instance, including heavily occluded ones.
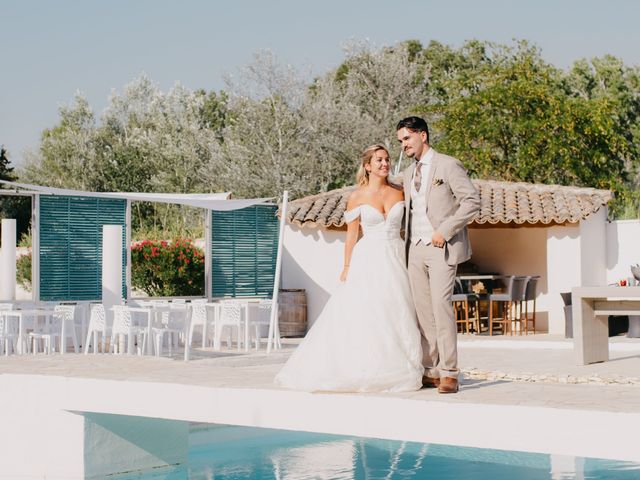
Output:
[340,194,361,282]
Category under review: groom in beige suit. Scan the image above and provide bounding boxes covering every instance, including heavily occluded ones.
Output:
[397,117,480,394]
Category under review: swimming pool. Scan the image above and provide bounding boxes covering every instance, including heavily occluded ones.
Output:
[115,424,640,479]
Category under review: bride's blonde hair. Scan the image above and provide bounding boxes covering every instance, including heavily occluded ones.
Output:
[356,144,389,186]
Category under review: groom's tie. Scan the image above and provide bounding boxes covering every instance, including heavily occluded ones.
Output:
[414,160,422,192]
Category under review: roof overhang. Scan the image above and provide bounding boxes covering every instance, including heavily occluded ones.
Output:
[284,179,613,230]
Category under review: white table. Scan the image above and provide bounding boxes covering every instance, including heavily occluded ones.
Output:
[126,305,178,355]
[0,309,56,354]
[572,286,640,364]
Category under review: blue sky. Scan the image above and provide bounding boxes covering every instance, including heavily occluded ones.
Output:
[2,0,639,166]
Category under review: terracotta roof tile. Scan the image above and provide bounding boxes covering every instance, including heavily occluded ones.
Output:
[285,179,613,229]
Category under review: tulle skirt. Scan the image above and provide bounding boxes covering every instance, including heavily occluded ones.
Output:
[275,234,423,393]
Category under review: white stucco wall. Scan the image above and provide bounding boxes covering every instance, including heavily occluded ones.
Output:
[606,219,640,284]
[282,209,610,335]
[283,223,554,331]
[282,225,345,328]
[545,224,580,334]
[579,208,608,286]
[543,209,607,334]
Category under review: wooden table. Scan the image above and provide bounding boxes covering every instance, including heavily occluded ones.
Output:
[572,286,640,365]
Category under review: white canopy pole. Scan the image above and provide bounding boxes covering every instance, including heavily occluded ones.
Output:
[267,191,288,353]
[102,225,123,324]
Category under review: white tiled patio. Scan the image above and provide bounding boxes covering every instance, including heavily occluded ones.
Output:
[1,333,639,478]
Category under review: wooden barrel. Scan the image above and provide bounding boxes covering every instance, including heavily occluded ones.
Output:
[278,289,307,337]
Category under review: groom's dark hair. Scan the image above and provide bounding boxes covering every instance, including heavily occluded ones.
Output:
[396,116,429,143]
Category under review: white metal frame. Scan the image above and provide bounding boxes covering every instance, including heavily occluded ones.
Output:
[205,209,212,301]
[267,190,288,353]
[125,200,132,300]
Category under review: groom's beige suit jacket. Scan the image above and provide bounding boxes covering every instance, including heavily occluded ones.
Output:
[402,149,480,266]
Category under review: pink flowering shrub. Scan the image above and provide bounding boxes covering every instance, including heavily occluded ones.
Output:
[131,238,204,296]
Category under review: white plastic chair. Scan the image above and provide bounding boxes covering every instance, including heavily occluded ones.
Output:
[214,300,245,351]
[0,306,18,356]
[152,304,186,357]
[246,300,273,351]
[84,304,108,354]
[188,301,211,348]
[56,305,80,354]
[110,305,147,355]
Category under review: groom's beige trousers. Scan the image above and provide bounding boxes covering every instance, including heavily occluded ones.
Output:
[408,241,458,379]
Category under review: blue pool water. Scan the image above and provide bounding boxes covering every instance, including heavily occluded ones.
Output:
[116,425,640,479]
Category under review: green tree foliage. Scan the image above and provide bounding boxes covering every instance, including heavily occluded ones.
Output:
[564,55,640,217]
[23,77,223,237]
[21,40,640,222]
[16,251,31,290]
[197,89,230,140]
[0,146,31,240]
[421,41,638,218]
[0,145,16,182]
[206,45,427,197]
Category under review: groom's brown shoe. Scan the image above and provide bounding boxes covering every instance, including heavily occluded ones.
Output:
[437,377,459,394]
[422,376,440,388]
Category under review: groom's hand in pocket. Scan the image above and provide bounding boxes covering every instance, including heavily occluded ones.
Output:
[432,231,446,248]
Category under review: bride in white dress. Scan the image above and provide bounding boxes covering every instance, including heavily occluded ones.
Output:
[275,144,424,393]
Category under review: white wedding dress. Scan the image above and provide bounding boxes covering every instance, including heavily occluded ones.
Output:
[275,201,424,393]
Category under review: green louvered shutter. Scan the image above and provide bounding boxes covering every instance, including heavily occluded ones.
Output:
[39,196,127,301]
[211,205,278,298]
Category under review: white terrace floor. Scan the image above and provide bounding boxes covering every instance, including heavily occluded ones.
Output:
[1,334,640,465]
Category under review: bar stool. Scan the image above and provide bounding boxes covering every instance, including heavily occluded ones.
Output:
[489,276,527,335]
[521,276,538,334]
[452,279,479,334]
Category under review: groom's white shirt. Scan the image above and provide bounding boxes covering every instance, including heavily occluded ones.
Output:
[410,147,435,245]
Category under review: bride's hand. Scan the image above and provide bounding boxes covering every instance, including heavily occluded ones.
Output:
[340,266,349,282]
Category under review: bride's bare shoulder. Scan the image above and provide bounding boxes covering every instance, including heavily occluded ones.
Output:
[386,183,404,201]
[346,188,365,209]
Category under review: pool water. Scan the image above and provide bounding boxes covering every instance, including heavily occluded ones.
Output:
[116,425,640,479]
